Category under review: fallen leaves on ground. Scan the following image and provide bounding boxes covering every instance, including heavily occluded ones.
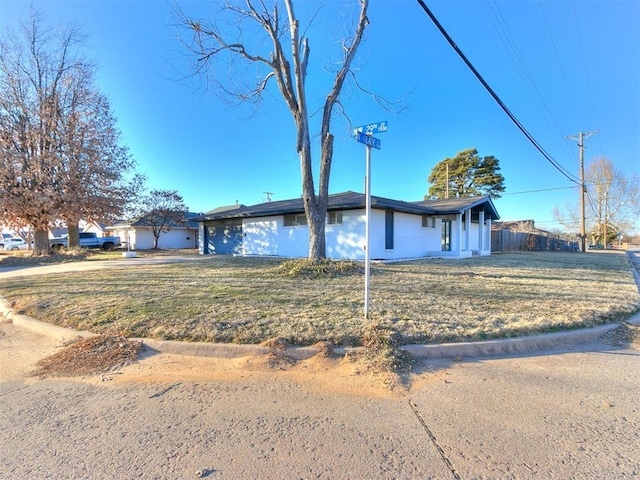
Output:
[33,335,143,378]
[602,322,640,348]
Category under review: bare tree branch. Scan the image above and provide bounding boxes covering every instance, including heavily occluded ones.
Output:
[175,0,374,260]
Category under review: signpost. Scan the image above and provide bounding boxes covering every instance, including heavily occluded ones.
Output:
[353,120,388,137]
[353,121,388,319]
[356,132,381,150]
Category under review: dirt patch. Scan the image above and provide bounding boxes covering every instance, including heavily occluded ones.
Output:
[241,337,412,396]
[32,335,144,378]
[602,322,640,348]
[25,330,410,397]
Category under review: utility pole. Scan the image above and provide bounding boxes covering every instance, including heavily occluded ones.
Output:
[263,192,274,202]
[604,190,608,248]
[445,162,449,199]
[568,130,599,252]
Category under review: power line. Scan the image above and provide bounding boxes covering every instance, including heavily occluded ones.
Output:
[537,1,587,131]
[415,0,581,185]
[500,186,577,196]
[571,2,602,157]
[483,0,575,162]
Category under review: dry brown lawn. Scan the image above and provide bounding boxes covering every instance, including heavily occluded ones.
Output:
[0,251,637,346]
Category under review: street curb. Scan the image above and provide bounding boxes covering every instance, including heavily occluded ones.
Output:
[0,297,95,342]
[1,250,638,360]
[1,296,637,360]
[139,338,322,360]
[398,323,623,359]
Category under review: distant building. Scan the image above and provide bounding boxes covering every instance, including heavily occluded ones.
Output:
[107,213,200,250]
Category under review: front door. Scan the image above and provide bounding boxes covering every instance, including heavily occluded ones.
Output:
[441,220,451,251]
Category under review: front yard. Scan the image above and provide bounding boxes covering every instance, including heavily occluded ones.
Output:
[0,251,638,346]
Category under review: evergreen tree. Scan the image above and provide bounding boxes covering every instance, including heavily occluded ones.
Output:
[426,148,505,200]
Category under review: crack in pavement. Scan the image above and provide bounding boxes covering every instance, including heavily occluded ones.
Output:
[148,382,182,399]
[409,400,461,480]
[0,385,30,398]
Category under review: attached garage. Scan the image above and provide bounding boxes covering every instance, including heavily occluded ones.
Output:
[203,219,243,255]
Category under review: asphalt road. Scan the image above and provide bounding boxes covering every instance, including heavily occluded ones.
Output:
[1,323,639,479]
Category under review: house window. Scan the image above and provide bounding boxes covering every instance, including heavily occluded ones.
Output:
[441,220,451,251]
[283,213,307,227]
[422,215,436,228]
[327,211,343,225]
[385,211,394,250]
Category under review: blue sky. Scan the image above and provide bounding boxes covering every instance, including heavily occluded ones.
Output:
[2,0,639,232]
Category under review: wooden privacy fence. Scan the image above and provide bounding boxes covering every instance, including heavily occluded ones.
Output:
[491,229,579,253]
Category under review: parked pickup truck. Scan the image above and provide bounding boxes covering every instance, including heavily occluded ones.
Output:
[50,232,121,251]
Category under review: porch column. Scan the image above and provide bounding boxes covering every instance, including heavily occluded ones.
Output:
[464,208,471,251]
[478,210,485,251]
[198,224,205,254]
[455,213,463,254]
[486,218,492,253]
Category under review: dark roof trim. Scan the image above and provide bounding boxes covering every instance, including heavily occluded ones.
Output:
[414,195,500,220]
[194,191,500,222]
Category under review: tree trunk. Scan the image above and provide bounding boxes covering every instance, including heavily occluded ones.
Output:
[65,220,80,248]
[307,210,326,262]
[298,131,326,261]
[32,227,50,256]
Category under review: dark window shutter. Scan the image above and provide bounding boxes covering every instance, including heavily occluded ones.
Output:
[385,211,394,249]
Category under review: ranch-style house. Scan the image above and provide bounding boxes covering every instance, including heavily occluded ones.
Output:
[193,191,499,260]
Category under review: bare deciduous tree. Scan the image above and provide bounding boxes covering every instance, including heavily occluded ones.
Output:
[135,189,188,250]
[585,157,639,245]
[0,11,139,254]
[553,157,639,243]
[56,89,140,248]
[176,0,370,261]
[0,11,88,254]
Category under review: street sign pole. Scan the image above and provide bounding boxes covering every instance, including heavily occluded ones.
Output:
[353,120,387,321]
[364,144,372,319]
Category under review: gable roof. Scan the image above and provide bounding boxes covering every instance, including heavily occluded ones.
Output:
[194,191,500,221]
[205,204,247,215]
[109,212,200,230]
[414,195,500,220]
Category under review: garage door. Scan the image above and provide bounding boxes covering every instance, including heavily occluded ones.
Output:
[205,220,243,255]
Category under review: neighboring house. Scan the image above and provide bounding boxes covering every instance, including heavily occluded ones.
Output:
[193,191,499,260]
[107,213,199,250]
[82,221,109,237]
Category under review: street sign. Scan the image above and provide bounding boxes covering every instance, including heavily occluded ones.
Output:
[352,121,388,319]
[356,132,381,150]
[353,120,388,137]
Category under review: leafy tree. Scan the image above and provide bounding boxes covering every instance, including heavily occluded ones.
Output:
[176,0,370,261]
[0,11,139,254]
[135,189,188,250]
[425,148,506,200]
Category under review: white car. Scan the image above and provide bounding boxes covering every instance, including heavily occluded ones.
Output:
[2,238,28,251]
